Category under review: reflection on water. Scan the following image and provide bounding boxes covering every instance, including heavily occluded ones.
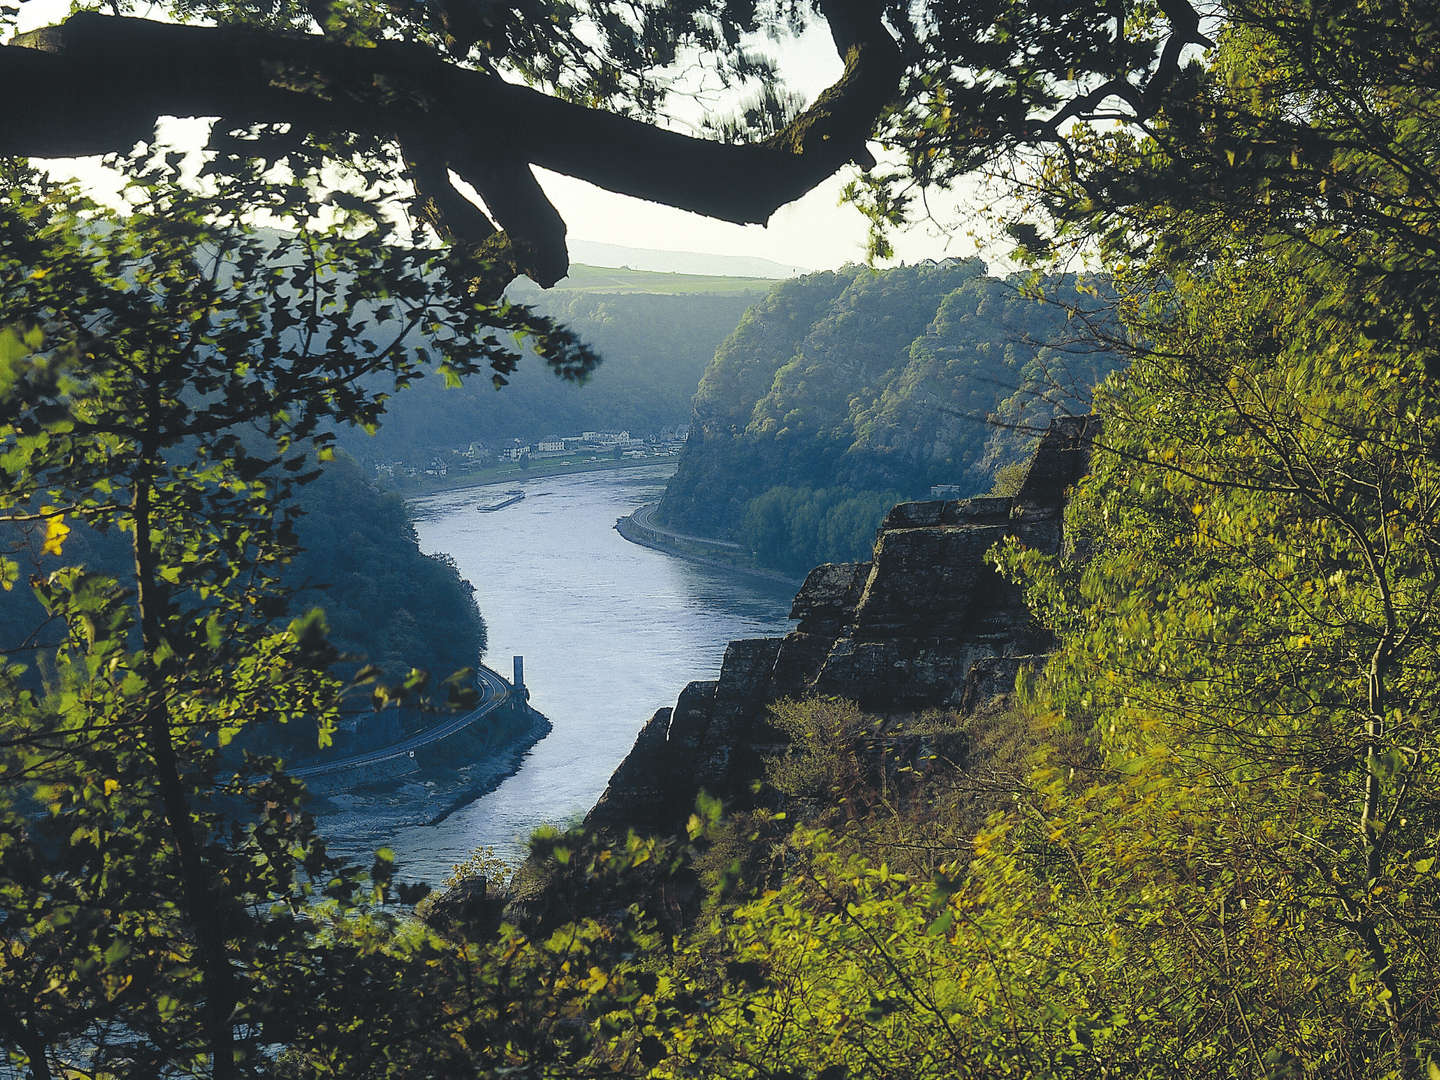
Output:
[323,465,797,883]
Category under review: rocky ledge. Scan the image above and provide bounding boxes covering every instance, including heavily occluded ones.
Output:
[585,415,1099,835]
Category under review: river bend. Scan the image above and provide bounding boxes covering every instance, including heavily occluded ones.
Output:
[320,465,796,883]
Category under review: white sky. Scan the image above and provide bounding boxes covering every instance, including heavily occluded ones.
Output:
[536,20,1000,271]
[13,2,1003,272]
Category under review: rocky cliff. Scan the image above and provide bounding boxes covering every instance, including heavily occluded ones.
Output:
[585,415,1099,836]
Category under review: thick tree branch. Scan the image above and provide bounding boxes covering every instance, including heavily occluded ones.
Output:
[404,144,565,287]
[450,150,569,286]
[1,7,903,283]
[404,148,499,248]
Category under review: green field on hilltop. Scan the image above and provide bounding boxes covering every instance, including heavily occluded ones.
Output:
[536,263,781,296]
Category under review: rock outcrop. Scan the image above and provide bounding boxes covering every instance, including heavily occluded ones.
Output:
[585,415,1099,835]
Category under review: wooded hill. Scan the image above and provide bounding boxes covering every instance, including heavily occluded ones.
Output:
[658,260,1118,572]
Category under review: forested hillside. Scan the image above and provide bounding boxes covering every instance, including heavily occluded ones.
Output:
[285,456,487,709]
[658,260,1117,571]
[335,280,766,468]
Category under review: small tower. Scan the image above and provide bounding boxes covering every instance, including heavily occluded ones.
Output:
[512,655,525,690]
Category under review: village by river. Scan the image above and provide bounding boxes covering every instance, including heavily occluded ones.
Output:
[313,464,797,884]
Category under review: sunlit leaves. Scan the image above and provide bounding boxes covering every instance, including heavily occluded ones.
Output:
[617,9,1440,1066]
[986,193,1440,1073]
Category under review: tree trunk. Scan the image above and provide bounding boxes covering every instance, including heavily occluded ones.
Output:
[131,467,238,1080]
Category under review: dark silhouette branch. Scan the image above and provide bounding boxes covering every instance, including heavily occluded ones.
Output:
[1,3,904,284]
[1034,0,1211,141]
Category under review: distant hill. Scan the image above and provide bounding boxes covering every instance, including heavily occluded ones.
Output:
[339,281,773,467]
[566,240,807,279]
[656,262,1121,573]
[229,229,775,464]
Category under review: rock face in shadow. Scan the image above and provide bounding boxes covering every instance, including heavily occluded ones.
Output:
[584,416,1099,836]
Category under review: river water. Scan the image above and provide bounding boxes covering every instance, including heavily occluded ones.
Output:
[323,464,797,884]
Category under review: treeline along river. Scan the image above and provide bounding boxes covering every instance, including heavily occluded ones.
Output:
[315,464,796,883]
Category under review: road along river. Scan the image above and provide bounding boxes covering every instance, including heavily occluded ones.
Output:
[318,464,797,884]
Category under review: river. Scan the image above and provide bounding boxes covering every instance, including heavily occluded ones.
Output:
[317,464,797,884]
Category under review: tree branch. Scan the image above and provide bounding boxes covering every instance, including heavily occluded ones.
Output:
[1035,0,1211,140]
[1,7,903,283]
[404,147,499,248]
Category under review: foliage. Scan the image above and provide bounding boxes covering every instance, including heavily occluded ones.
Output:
[1021,0,1440,375]
[283,455,486,718]
[507,11,1440,1078]
[993,18,1440,1068]
[158,0,803,124]
[988,243,1440,1076]
[739,485,904,573]
[443,845,518,892]
[589,264,1440,1073]
[985,459,1027,496]
[8,0,1440,1076]
[763,696,1033,853]
[0,156,587,1077]
[267,827,697,1079]
[0,451,488,756]
[621,9,1440,1073]
[583,693,1039,1080]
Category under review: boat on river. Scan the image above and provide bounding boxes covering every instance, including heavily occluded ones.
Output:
[478,489,525,512]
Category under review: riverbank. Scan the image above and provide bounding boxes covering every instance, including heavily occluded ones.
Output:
[395,455,679,495]
[423,703,552,827]
[615,503,802,587]
[307,691,553,873]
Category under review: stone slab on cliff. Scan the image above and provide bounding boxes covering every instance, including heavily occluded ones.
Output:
[849,523,1012,632]
[694,638,785,790]
[789,561,871,630]
[585,707,675,832]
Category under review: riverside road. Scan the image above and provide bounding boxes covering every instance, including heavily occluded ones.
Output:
[628,502,742,549]
[286,664,514,780]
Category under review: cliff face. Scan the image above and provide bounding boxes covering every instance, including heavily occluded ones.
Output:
[586,415,1099,835]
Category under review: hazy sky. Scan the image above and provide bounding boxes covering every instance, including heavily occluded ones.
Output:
[14,4,996,272]
[540,166,994,273]
[533,20,995,272]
